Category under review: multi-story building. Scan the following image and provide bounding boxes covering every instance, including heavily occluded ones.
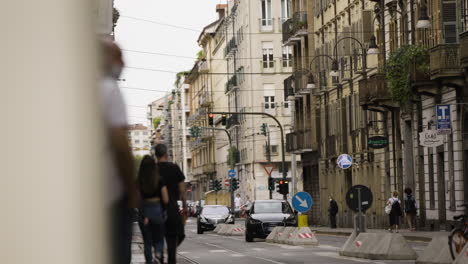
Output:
[128,124,151,157]
[147,96,168,144]
[283,0,468,230]
[186,4,228,203]
[225,0,301,202]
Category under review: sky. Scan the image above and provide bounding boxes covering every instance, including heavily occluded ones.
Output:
[114,0,226,125]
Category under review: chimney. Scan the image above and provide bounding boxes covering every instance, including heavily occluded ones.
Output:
[216,4,227,19]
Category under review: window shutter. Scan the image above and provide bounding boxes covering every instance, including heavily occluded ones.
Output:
[442,1,458,43]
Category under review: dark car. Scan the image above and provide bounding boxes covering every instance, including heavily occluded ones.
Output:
[245,200,297,242]
[197,205,235,234]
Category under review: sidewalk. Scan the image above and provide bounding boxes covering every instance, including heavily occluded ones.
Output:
[131,223,192,264]
[310,226,450,242]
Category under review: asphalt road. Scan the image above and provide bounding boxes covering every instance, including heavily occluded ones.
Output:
[177,218,428,264]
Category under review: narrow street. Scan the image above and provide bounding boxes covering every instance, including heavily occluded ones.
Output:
[173,219,428,264]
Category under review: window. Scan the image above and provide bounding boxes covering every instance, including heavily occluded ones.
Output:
[262,42,274,68]
[261,0,272,28]
[143,132,148,136]
[282,46,292,68]
[281,0,290,22]
[135,140,140,144]
[264,96,275,110]
[134,131,139,136]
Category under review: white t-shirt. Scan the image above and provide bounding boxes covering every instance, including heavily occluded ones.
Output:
[234,197,242,209]
[388,197,400,205]
[99,77,128,203]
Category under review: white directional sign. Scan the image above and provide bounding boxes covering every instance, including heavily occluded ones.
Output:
[337,154,353,169]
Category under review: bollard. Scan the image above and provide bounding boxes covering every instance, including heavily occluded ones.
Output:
[298,214,308,228]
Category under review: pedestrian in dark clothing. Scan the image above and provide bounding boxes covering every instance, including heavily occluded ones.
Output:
[328,196,338,228]
[387,191,403,233]
[404,187,417,232]
[154,144,187,264]
[137,155,169,264]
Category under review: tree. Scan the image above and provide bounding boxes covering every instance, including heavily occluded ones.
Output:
[174,71,190,87]
[153,117,161,130]
[197,50,204,61]
[113,8,120,30]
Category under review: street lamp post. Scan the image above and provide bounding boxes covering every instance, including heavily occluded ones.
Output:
[211,111,288,200]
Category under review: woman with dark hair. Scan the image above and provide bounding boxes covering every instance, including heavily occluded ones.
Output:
[137,155,169,264]
[404,187,417,231]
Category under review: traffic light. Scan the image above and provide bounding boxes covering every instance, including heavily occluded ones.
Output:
[209,179,214,190]
[189,127,194,137]
[268,177,275,191]
[208,113,214,126]
[195,126,201,137]
[230,178,239,191]
[221,114,227,126]
[214,180,222,192]
[261,123,267,136]
[277,180,289,195]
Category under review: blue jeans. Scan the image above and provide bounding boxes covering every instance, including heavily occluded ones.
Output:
[140,201,165,263]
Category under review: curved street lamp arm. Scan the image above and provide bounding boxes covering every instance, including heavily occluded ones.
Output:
[308,54,336,72]
[333,36,364,59]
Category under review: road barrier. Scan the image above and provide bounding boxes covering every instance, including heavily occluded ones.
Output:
[214,224,226,233]
[266,226,285,243]
[276,227,297,244]
[415,236,452,264]
[340,232,417,260]
[286,227,319,246]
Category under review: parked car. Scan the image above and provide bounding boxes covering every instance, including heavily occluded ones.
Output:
[197,205,234,234]
[244,200,297,242]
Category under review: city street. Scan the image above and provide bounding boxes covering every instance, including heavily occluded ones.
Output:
[171,219,428,264]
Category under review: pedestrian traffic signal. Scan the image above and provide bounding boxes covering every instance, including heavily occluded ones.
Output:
[277,180,289,195]
[261,123,267,136]
[208,113,214,126]
[221,114,227,126]
[268,177,275,191]
[230,178,239,191]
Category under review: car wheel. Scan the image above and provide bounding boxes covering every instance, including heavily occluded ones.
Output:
[197,224,203,234]
[245,230,254,242]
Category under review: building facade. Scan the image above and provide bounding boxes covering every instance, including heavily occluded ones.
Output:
[225,0,302,203]
[128,124,151,157]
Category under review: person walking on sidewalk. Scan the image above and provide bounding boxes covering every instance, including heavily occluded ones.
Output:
[234,194,242,218]
[99,39,138,264]
[387,191,403,233]
[154,144,187,264]
[137,155,169,264]
[328,196,338,229]
[404,187,417,232]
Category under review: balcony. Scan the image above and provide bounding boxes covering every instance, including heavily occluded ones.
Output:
[199,91,211,107]
[293,69,311,96]
[225,37,237,57]
[358,73,391,107]
[226,114,239,129]
[198,60,209,73]
[286,130,315,154]
[225,74,238,94]
[259,18,275,32]
[282,12,308,45]
[430,44,462,80]
[283,75,295,100]
[461,32,468,68]
[202,163,216,174]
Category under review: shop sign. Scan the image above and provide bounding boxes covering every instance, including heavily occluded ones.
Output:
[419,130,444,147]
[367,136,388,149]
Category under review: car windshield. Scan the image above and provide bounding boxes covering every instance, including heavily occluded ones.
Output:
[202,206,229,215]
[253,202,292,214]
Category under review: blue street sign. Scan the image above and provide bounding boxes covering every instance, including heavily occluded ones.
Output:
[436,104,451,133]
[228,169,236,178]
[337,154,353,169]
[292,192,313,213]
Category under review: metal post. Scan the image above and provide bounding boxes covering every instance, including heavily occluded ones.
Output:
[211,111,288,200]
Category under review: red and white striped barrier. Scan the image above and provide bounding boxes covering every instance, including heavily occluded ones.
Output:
[297,233,314,239]
[355,240,362,248]
[233,228,244,232]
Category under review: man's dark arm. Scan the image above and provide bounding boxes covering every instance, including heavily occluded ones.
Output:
[109,126,138,208]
